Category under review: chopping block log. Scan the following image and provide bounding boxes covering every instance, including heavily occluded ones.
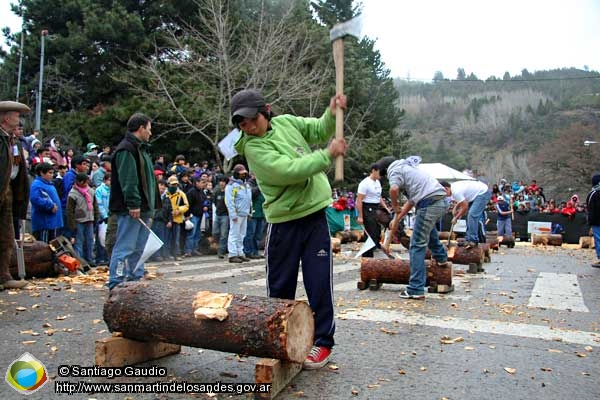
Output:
[95,336,181,367]
[498,235,515,248]
[10,240,55,278]
[104,282,314,363]
[579,236,595,249]
[532,233,563,246]
[447,245,485,273]
[357,258,453,293]
[255,358,302,400]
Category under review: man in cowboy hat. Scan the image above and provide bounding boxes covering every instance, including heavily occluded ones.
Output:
[0,101,32,290]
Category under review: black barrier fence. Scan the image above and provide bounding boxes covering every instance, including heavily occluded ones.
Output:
[439,212,590,244]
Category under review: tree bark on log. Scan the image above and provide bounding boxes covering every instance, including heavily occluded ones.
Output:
[9,240,55,278]
[532,233,563,246]
[360,258,452,286]
[447,246,485,265]
[104,282,314,363]
[579,236,595,249]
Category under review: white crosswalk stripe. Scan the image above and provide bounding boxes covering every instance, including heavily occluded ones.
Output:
[527,272,589,312]
[240,262,359,287]
[339,308,600,347]
[169,265,264,282]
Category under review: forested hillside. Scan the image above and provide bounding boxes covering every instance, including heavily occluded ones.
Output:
[395,68,600,200]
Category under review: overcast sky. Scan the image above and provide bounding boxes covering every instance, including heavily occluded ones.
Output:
[2,0,599,81]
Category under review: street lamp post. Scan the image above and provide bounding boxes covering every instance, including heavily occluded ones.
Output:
[35,29,48,132]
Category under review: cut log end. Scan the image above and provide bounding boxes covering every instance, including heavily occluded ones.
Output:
[284,301,314,363]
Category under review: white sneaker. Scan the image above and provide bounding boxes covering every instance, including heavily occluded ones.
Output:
[2,279,28,289]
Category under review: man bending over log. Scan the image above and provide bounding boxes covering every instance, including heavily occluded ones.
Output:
[231,89,347,370]
[376,156,448,300]
[441,180,491,250]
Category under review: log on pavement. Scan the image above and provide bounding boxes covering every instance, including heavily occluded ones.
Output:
[532,233,563,246]
[9,240,55,278]
[579,236,595,249]
[103,282,314,363]
[447,245,485,265]
[498,235,515,248]
[359,258,452,287]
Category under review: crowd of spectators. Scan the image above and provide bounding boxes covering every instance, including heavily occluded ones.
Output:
[17,133,265,267]
[487,178,586,218]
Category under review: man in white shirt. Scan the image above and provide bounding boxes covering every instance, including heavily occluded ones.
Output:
[441,180,491,249]
[356,163,390,257]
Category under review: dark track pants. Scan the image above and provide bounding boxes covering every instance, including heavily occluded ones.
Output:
[265,208,335,349]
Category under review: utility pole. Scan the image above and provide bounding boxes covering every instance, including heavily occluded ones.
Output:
[35,29,48,132]
[15,8,25,101]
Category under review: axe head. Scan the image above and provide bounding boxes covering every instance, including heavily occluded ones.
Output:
[329,15,363,41]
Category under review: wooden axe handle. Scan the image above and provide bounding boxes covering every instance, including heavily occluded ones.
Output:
[333,38,344,181]
[383,213,401,251]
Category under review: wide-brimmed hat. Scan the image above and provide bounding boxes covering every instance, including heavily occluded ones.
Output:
[0,101,31,114]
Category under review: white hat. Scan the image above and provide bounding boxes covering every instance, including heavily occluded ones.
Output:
[0,101,31,113]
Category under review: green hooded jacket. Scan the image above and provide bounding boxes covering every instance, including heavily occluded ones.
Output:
[234,109,335,223]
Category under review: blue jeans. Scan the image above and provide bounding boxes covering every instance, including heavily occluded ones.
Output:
[497,218,512,236]
[152,220,168,258]
[108,215,151,290]
[407,199,448,295]
[212,214,229,255]
[184,215,202,254]
[466,191,491,243]
[166,223,182,257]
[593,225,600,260]
[244,216,266,256]
[74,221,94,263]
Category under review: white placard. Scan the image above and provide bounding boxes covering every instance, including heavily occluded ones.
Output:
[527,221,552,234]
[218,128,242,160]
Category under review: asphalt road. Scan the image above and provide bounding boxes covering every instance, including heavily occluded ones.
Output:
[1,242,599,400]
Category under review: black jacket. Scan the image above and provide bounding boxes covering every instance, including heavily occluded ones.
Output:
[185,186,208,216]
[586,187,600,226]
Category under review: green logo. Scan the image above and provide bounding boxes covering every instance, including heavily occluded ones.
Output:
[5,352,48,395]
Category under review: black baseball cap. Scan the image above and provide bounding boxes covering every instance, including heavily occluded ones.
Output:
[231,89,266,123]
